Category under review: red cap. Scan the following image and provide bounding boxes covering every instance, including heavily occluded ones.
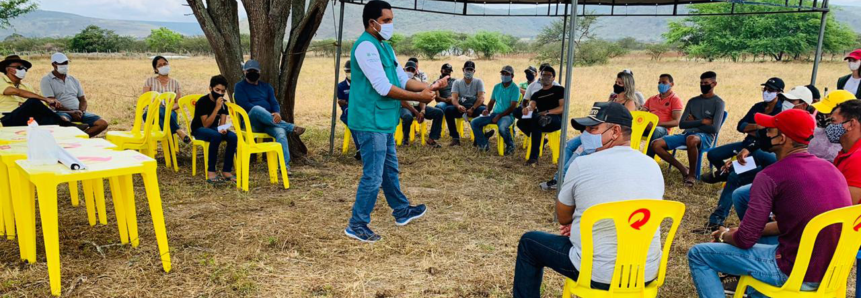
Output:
[846,49,861,60]
[754,109,814,145]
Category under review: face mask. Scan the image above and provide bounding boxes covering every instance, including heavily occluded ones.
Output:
[613,84,625,94]
[581,127,612,153]
[501,75,512,83]
[56,65,69,75]
[700,84,713,95]
[13,68,26,80]
[826,122,848,143]
[762,91,778,103]
[526,72,535,82]
[815,112,830,128]
[849,61,861,71]
[755,130,773,150]
[373,20,394,40]
[345,73,351,81]
[658,83,671,94]
[464,71,474,80]
[211,90,224,100]
[246,72,260,82]
[157,65,170,76]
[782,100,796,111]
[766,133,785,153]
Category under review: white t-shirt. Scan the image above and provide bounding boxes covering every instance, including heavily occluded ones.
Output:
[843,76,861,95]
[558,146,664,284]
[355,41,410,97]
[523,80,561,101]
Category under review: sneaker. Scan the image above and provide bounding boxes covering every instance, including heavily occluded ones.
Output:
[395,204,427,226]
[691,223,721,235]
[354,151,362,161]
[702,171,729,184]
[539,179,558,191]
[293,126,306,136]
[721,274,745,297]
[345,224,381,242]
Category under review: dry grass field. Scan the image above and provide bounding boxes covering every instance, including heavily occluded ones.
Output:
[0,53,855,297]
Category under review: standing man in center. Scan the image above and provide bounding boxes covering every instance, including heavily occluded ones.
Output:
[345,0,448,242]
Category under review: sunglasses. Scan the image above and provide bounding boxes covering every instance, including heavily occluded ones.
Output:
[9,65,26,71]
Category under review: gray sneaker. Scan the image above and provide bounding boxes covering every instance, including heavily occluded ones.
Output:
[539,179,558,191]
[345,224,381,242]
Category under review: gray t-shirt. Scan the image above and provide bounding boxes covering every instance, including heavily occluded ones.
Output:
[679,94,726,135]
[40,73,85,110]
[452,78,485,107]
[558,146,664,284]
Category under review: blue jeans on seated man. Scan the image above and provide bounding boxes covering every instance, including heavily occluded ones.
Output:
[513,231,612,298]
[707,142,778,170]
[646,126,669,157]
[688,243,818,298]
[349,130,411,226]
[443,104,486,140]
[248,106,295,167]
[56,111,102,126]
[142,106,181,134]
[471,113,514,149]
[192,127,238,173]
[399,106,444,143]
[709,167,759,227]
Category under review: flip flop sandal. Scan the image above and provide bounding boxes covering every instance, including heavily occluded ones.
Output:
[206,176,225,185]
[221,174,237,183]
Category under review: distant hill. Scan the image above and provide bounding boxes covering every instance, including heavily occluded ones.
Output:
[3,5,860,42]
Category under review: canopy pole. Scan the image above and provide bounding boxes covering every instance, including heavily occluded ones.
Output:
[810,0,828,86]
[558,2,568,83]
[556,0,578,196]
[328,0,347,155]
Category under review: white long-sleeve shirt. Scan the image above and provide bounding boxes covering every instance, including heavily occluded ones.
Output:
[355,41,410,97]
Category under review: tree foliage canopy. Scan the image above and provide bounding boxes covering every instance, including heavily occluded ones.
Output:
[463,31,510,59]
[412,31,456,60]
[146,27,183,53]
[0,0,36,29]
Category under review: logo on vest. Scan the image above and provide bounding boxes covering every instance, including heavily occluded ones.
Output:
[628,208,651,230]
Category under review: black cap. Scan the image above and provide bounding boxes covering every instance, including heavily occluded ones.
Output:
[344,60,350,71]
[404,61,417,69]
[441,63,453,71]
[761,77,785,91]
[525,66,537,74]
[463,61,475,69]
[571,102,633,131]
[806,85,821,101]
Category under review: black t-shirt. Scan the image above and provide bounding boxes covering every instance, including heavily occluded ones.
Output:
[191,94,228,132]
[532,85,565,112]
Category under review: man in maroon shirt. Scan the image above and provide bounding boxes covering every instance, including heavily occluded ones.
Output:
[687,109,851,298]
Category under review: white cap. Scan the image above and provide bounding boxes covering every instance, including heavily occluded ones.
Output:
[781,85,813,105]
[51,52,68,63]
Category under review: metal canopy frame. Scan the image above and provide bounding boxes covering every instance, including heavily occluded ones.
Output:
[327,0,831,191]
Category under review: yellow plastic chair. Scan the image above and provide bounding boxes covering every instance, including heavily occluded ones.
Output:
[524,130,561,164]
[455,117,476,141]
[227,103,290,191]
[177,94,209,178]
[654,128,673,163]
[563,199,686,298]
[151,92,179,171]
[106,92,161,156]
[734,204,861,298]
[342,125,353,154]
[630,111,659,154]
[410,121,427,145]
[484,123,515,156]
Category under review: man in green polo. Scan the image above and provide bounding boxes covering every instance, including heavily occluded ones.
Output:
[345,0,448,242]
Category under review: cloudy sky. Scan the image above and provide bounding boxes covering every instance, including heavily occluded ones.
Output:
[35,0,860,23]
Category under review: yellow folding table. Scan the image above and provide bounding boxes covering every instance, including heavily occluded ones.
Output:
[0,125,88,144]
[11,149,171,296]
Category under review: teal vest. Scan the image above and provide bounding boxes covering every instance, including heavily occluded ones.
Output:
[347,32,402,133]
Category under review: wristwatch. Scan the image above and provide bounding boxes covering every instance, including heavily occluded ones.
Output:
[718,230,729,243]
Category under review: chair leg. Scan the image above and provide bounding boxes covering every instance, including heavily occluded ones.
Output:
[191,144,197,177]
[266,151,277,184]
[524,135,531,160]
[69,182,79,207]
[202,145,209,180]
[242,153,251,191]
[497,127,504,156]
[278,150,290,189]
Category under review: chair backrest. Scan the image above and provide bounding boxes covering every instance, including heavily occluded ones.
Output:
[710,111,729,147]
[177,94,205,135]
[779,204,861,295]
[156,92,177,134]
[630,111,659,154]
[578,199,686,294]
[226,102,256,146]
[131,91,159,136]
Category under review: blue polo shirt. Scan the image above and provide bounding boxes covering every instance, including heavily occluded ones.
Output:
[234,79,280,113]
[337,79,350,112]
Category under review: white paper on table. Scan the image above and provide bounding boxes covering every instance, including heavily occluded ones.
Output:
[732,156,757,174]
[26,120,60,165]
[57,146,87,170]
[217,122,232,131]
[523,110,533,119]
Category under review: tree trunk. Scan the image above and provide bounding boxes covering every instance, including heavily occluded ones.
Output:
[186,0,244,92]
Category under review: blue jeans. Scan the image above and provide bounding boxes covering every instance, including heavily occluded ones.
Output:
[142,106,181,134]
[400,106,444,142]
[443,104,486,140]
[340,107,359,150]
[513,231,610,297]
[646,126,669,157]
[470,113,514,149]
[553,137,588,181]
[707,142,778,170]
[349,130,411,226]
[192,128,237,173]
[688,243,817,298]
[56,111,102,126]
[663,132,715,151]
[709,168,758,226]
[248,106,294,166]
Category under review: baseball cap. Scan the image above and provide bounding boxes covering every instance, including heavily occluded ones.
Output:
[806,85,821,101]
[780,85,813,105]
[812,90,857,113]
[243,59,261,71]
[571,102,633,131]
[500,65,514,75]
[754,109,815,145]
[761,77,785,91]
[525,66,537,74]
[463,61,475,69]
[845,49,861,61]
[441,63,453,71]
[51,52,68,64]
[344,60,350,72]
[404,61,417,69]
